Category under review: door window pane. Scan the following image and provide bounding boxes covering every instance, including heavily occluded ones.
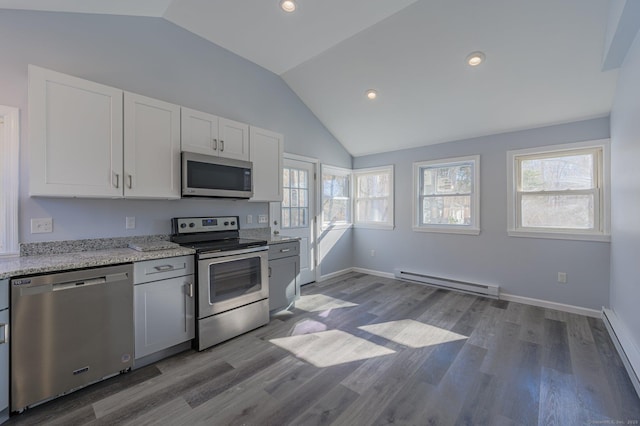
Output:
[282,166,309,229]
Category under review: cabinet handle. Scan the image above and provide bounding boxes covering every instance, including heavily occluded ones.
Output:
[280,248,291,253]
[154,265,174,271]
[186,282,194,298]
[127,174,133,189]
[212,139,218,150]
[0,323,7,344]
[268,266,272,278]
[112,172,120,188]
[220,140,224,152]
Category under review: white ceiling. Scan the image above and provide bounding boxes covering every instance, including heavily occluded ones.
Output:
[0,0,618,156]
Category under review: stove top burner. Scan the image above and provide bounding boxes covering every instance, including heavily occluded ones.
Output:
[170,216,268,254]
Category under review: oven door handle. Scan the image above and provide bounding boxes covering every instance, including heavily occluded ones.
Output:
[198,245,268,260]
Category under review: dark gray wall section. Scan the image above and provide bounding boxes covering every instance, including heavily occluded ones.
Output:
[353,117,611,310]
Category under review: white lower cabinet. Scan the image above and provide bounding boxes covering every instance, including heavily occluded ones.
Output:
[1,279,8,424]
[133,256,194,360]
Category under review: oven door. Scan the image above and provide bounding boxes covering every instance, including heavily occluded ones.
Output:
[197,247,268,317]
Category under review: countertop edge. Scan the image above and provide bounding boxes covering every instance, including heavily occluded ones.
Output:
[0,247,195,280]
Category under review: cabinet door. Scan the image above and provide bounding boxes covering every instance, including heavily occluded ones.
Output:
[249,126,283,202]
[124,93,181,199]
[268,256,300,312]
[0,308,8,421]
[219,117,249,161]
[134,276,195,359]
[181,107,220,156]
[28,65,123,198]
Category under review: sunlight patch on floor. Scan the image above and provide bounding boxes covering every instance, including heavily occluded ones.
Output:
[294,294,358,312]
[358,319,468,348]
[291,319,328,335]
[269,330,395,367]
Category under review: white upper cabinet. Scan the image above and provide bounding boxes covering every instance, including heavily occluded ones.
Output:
[29,65,124,198]
[181,107,249,161]
[249,126,283,202]
[124,93,181,199]
[28,66,180,199]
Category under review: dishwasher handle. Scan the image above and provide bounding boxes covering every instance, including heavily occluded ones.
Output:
[18,272,129,296]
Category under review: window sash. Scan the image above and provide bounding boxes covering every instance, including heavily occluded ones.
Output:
[321,165,352,228]
[413,156,479,232]
[514,147,603,233]
[353,166,394,228]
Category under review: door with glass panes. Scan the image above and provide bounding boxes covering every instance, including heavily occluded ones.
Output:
[280,158,316,284]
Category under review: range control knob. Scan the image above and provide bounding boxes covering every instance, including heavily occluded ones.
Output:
[224,221,230,226]
[230,221,236,226]
[180,223,187,229]
[189,222,195,228]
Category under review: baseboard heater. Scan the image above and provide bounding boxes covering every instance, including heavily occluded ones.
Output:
[601,309,640,399]
[393,269,500,299]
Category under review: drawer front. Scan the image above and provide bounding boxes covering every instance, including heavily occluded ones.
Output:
[268,241,299,261]
[0,279,7,311]
[134,255,194,284]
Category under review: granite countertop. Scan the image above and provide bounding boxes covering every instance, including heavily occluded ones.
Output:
[0,236,195,280]
[267,235,301,244]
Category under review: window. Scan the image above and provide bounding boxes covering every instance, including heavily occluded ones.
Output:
[507,140,609,241]
[413,155,480,234]
[0,106,19,255]
[281,165,310,229]
[321,165,351,229]
[353,166,394,229]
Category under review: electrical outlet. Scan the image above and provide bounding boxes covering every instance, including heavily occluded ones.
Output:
[31,218,53,234]
[247,215,253,224]
[557,272,567,283]
[258,214,268,224]
[370,249,376,257]
[126,216,136,229]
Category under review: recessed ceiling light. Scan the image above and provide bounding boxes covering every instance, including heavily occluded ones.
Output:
[365,89,378,100]
[280,0,297,12]
[466,51,485,67]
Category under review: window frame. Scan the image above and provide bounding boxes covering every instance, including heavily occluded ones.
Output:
[353,165,394,230]
[0,105,20,256]
[412,155,480,235]
[507,139,610,242]
[320,164,352,230]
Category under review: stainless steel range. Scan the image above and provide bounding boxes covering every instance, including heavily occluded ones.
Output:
[171,216,269,351]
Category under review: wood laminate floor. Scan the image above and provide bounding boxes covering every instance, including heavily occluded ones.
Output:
[6,273,640,425]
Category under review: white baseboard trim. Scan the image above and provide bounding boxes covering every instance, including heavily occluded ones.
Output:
[500,293,600,318]
[318,268,354,282]
[352,267,395,279]
[320,267,601,318]
[602,308,640,398]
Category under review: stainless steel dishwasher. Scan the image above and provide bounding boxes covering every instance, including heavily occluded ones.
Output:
[10,264,134,412]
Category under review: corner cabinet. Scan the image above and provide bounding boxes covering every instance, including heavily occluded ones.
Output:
[268,240,300,312]
[181,107,249,161]
[123,93,181,199]
[0,279,8,424]
[249,126,283,202]
[28,65,124,198]
[28,65,180,199]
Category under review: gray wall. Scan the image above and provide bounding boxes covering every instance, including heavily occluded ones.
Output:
[0,10,353,274]
[610,29,640,354]
[353,117,611,310]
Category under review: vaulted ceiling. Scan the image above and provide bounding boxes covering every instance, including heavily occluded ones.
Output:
[0,0,617,156]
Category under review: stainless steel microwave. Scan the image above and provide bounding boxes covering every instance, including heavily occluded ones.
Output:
[181,152,253,199]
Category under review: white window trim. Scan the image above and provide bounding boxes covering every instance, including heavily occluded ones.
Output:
[321,164,353,230]
[353,165,395,230]
[412,155,480,235]
[506,139,611,242]
[0,105,20,256]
